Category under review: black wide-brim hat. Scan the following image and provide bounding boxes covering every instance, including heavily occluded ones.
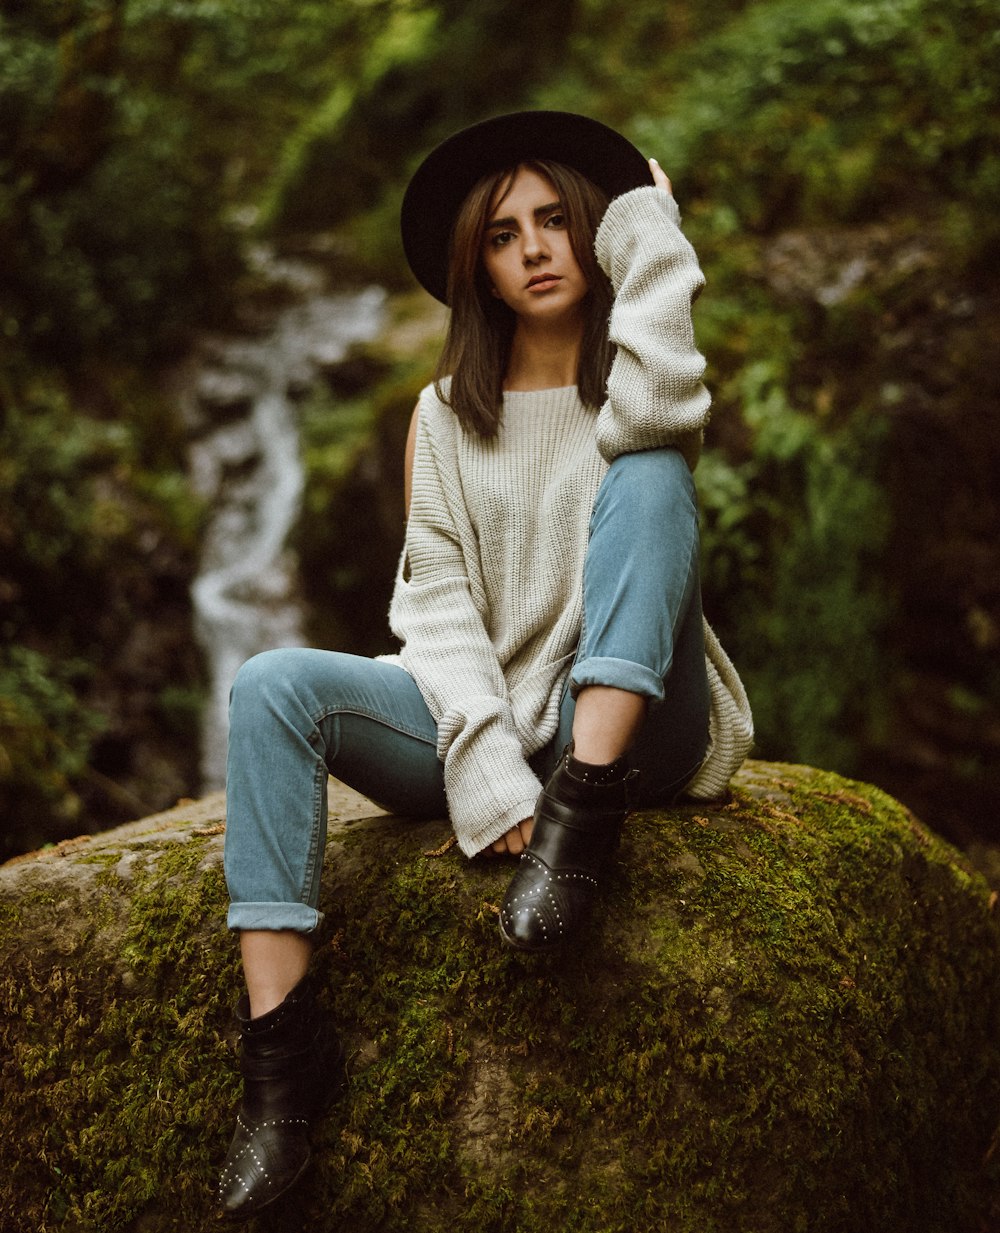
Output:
[401,110,651,304]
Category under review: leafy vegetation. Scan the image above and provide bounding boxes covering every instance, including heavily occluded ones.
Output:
[283,0,999,835]
[580,0,1000,827]
[2,0,998,850]
[0,365,205,856]
[0,647,103,839]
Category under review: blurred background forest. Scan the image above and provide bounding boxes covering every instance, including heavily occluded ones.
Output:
[1,0,998,862]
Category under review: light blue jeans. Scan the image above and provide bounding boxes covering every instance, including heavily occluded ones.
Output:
[224,448,710,933]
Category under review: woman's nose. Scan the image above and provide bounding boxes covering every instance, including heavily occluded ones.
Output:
[522,226,548,263]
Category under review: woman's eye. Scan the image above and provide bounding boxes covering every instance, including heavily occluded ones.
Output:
[490,230,514,248]
[545,212,566,229]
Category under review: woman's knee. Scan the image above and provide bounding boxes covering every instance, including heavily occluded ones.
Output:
[232,647,302,698]
[609,447,695,505]
[594,449,698,547]
[229,647,325,730]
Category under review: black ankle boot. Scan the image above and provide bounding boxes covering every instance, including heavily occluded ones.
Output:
[498,745,635,953]
[217,974,344,1222]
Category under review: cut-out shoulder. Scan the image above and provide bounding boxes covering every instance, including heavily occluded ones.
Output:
[404,402,420,515]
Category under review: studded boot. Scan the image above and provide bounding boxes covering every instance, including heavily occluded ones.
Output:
[498,744,635,952]
[217,973,344,1221]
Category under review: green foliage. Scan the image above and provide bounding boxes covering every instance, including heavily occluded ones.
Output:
[1,379,127,635]
[1,0,228,359]
[574,0,1000,787]
[663,198,898,776]
[295,328,437,655]
[699,362,890,769]
[1,0,435,849]
[0,368,205,854]
[2,0,997,847]
[0,0,401,360]
[536,0,755,120]
[625,0,1000,238]
[0,647,104,852]
[264,0,577,235]
[0,371,199,644]
[258,2,441,230]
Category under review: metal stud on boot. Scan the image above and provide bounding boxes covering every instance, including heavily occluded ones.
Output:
[217,974,344,1222]
[498,745,634,953]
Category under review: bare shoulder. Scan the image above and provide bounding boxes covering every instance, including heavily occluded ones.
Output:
[404,401,420,513]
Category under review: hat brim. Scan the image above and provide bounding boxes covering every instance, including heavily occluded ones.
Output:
[400,111,651,304]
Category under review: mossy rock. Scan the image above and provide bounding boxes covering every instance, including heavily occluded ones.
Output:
[1,762,998,1233]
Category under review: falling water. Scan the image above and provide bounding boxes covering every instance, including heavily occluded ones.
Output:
[182,274,387,790]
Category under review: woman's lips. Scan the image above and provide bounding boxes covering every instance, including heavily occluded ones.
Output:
[526,274,562,291]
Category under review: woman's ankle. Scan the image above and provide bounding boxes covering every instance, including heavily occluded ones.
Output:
[240,929,313,1018]
[564,743,631,785]
[571,686,646,764]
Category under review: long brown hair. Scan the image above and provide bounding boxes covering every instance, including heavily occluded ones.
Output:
[434,159,614,438]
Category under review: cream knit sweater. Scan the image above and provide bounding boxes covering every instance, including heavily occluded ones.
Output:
[385,187,753,856]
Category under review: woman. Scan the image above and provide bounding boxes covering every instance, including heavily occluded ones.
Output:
[217,110,752,1221]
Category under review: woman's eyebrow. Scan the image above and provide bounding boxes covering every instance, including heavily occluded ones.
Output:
[486,201,563,231]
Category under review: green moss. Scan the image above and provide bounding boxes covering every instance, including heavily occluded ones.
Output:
[1,765,998,1232]
[0,832,238,1232]
[303,766,999,1233]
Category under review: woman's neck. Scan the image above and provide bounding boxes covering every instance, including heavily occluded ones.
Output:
[503,318,583,392]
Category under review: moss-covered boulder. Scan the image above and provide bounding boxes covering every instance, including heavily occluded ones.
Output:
[1,762,998,1233]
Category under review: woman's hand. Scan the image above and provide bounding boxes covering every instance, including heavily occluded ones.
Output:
[490,816,534,856]
[648,157,673,195]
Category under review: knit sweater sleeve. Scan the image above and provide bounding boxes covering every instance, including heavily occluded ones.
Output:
[593,186,711,468]
[389,404,543,857]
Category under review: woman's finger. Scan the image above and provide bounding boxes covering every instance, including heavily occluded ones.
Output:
[488,817,534,857]
[648,157,673,195]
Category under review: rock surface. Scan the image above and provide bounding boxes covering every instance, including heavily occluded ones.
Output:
[1,762,998,1233]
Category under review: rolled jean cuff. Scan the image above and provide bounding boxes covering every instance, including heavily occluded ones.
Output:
[569,656,666,703]
[226,901,323,934]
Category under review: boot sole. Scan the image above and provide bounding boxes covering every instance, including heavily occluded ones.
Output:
[497,914,562,953]
[219,1152,312,1223]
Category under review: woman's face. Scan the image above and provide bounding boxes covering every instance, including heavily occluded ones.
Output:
[480,165,590,325]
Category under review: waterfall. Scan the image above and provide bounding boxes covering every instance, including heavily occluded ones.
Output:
[181,275,387,791]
